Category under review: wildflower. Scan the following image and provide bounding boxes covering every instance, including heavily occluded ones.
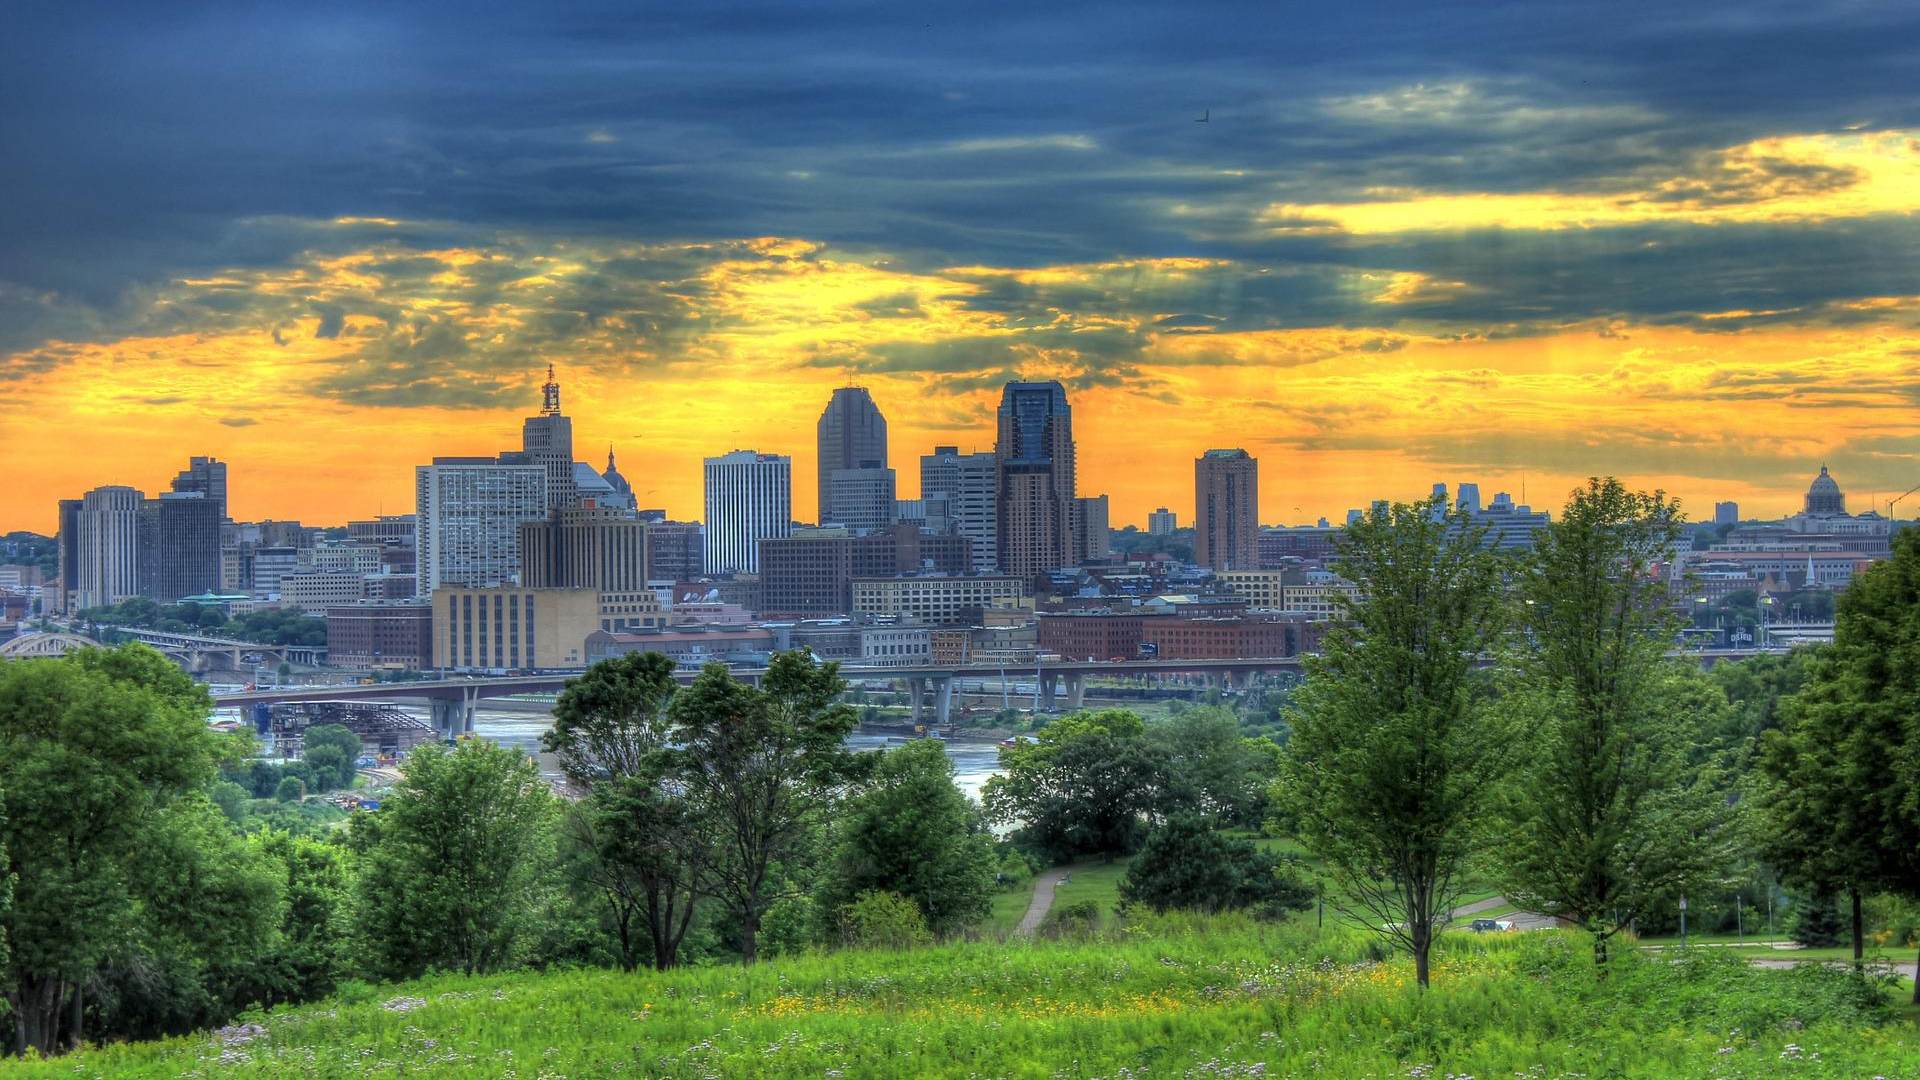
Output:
[381,996,428,1014]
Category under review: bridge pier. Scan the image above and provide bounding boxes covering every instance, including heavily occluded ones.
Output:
[906,676,926,725]
[1064,673,1086,711]
[1039,673,1057,712]
[932,676,953,728]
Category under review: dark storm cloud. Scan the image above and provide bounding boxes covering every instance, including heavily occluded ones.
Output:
[4,0,1920,370]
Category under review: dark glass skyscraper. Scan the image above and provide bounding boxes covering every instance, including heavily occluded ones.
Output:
[994,380,1076,580]
[816,386,890,526]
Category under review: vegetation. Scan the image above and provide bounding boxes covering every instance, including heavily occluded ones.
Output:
[77,597,327,647]
[1120,816,1311,917]
[1279,495,1511,988]
[9,920,1918,1078]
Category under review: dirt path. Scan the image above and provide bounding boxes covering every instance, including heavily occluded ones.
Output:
[1017,868,1072,935]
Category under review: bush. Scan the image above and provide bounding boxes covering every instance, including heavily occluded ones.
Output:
[274,776,306,802]
[1040,899,1102,939]
[1792,890,1846,947]
[1120,817,1313,918]
[841,891,932,950]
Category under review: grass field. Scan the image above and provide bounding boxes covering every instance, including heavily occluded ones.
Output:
[15,918,1919,1078]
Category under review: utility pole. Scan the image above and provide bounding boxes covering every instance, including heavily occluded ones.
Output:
[1679,895,1688,948]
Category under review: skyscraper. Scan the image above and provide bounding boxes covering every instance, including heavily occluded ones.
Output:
[1195,449,1259,571]
[825,468,897,533]
[816,387,891,526]
[921,445,998,571]
[414,456,549,594]
[1073,495,1111,562]
[72,485,144,609]
[521,365,576,510]
[170,455,229,519]
[994,381,1076,580]
[1147,507,1177,535]
[140,491,222,601]
[703,451,791,575]
[1714,501,1740,526]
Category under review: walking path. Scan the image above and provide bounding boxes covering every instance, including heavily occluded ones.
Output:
[1445,895,1560,931]
[1017,868,1072,935]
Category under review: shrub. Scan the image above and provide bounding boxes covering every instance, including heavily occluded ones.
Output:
[1792,890,1846,947]
[274,776,306,803]
[1040,899,1102,939]
[841,891,931,950]
[1120,817,1312,918]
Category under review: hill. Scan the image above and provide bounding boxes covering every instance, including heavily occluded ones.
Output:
[8,919,1916,1078]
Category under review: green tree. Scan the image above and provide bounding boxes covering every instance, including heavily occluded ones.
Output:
[819,739,997,938]
[354,739,557,979]
[546,652,707,970]
[1148,706,1282,829]
[302,724,362,792]
[247,830,352,1004]
[1278,495,1511,989]
[1120,816,1312,917]
[1495,478,1739,971]
[1758,529,1920,995]
[0,644,214,1054]
[983,709,1165,862]
[666,651,859,963]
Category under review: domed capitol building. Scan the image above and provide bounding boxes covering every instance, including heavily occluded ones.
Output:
[1782,464,1892,550]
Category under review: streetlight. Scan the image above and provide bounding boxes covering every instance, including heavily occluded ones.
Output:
[1679,894,1688,948]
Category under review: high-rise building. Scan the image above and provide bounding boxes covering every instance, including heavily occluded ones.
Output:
[703,451,791,575]
[72,486,144,609]
[1147,507,1177,535]
[140,492,222,601]
[1195,449,1259,571]
[816,387,889,524]
[55,498,82,613]
[170,456,229,519]
[521,365,576,510]
[1073,495,1111,562]
[1455,483,1482,514]
[994,382,1076,580]
[638,516,704,583]
[414,456,549,595]
[922,445,998,571]
[825,467,897,533]
[519,506,651,593]
[1714,501,1740,527]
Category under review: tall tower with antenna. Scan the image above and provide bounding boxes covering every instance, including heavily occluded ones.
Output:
[541,363,562,417]
[523,364,576,509]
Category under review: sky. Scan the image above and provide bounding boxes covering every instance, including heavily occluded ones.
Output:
[4,0,1920,533]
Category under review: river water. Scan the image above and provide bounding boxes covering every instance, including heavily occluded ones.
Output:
[460,705,1007,802]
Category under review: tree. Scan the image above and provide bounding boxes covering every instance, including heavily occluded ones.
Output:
[546,652,707,970]
[1120,816,1311,917]
[1147,706,1282,829]
[247,830,352,1004]
[838,890,931,950]
[1758,528,1920,996]
[0,644,215,1055]
[819,738,997,938]
[302,724,362,792]
[667,651,859,963]
[1277,495,1512,989]
[354,739,557,979]
[1495,478,1739,971]
[983,709,1165,862]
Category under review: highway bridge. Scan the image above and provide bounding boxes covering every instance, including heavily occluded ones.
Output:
[211,646,1781,739]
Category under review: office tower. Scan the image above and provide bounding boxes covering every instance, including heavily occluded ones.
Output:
[640,518,703,582]
[825,467,897,533]
[521,365,576,510]
[72,485,144,609]
[1073,495,1111,562]
[816,387,889,524]
[519,506,651,592]
[703,451,791,575]
[1148,507,1177,535]
[55,498,81,613]
[1195,449,1259,571]
[1714,501,1740,527]
[140,491,222,601]
[994,381,1076,580]
[413,456,549,594]
[170,456,229,519]
[921,445,998,571]
[1455,482,1482,514]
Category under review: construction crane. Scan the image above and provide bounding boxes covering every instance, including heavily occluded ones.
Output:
[1887,482,1920,518]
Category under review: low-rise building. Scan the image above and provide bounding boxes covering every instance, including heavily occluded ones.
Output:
[326,600,434,670]
[861,625,932,666]
[430,586,603,671]
[850,575,1027,624]
[585,626,776,668]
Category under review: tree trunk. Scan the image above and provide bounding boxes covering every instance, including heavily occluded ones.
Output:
[1912,943,1920,1006]
[1593,932,1609,976]
[1851,888,1864,975]
[739,910,760,965]
[1411,923,1431,990]
[65,985,83,1052]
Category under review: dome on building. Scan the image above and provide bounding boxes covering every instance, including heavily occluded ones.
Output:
[603,447,633,500]
[1804,465,1847,516]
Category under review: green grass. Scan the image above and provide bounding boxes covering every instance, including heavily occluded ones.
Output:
[16,919,1919,1078]
[984,883,1034,936]
[1049,857,1132,920]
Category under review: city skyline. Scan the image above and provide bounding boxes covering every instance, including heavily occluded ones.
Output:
[7,4,1920,531]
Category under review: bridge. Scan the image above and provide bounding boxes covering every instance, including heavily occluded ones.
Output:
[102,626,327,670]
[210,646,1782,739]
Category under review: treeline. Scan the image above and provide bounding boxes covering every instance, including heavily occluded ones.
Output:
[1264,478,1920,991]
[78,597,327,647]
